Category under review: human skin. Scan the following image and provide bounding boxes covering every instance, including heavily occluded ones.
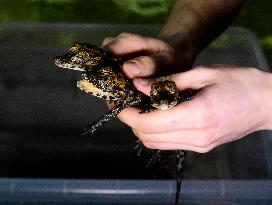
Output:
[117,66,272,153]
[101,0,272,152]
[103,0,245,75]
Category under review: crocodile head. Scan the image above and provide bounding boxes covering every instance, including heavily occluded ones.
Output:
[150,80,179,110]
[54,42,105,71]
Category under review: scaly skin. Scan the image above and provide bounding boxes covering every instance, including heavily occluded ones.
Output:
[54,42,197,204]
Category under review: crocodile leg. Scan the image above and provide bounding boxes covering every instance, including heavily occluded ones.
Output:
[82,105,125,136]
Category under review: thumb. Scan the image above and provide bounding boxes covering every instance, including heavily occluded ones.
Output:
[131,66,217,96]
[123,52,174,79]
[171,67,217,90]
[102,32,173,57]
[132,78,154,96]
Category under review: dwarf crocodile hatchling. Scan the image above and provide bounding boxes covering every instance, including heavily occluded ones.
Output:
[54,42,198,204]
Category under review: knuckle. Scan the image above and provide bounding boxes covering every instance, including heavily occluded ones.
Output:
[117,33,146,49]
[150,53,173,67]
[196,144,215,153]
[102,37,114,45]
[103,36,113,42]
[137,123,152,134]
[136,56,156,67]
[118,32,141,40]
[118,32,131,37]
[194,132,213,149]
[142,141,157,149]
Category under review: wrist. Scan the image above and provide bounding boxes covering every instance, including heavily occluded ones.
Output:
[159,31,199,70]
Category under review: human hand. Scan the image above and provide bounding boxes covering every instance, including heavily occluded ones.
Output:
[102,32,195,80]
[117,66,272,153]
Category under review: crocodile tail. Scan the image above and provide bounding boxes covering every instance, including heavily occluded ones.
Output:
[82,105,125,136]
[175,150,186,205]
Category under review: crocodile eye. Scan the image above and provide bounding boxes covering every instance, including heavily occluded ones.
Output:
[75,60,82,64]
[70,47,78,53]
[170,86,177,94]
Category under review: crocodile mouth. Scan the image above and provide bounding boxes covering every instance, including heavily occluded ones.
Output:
[151,100,178,110]
[54,55,85,71]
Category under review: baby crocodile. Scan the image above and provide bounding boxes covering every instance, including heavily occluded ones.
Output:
[54,42,197,204]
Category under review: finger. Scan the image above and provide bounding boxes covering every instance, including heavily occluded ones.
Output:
[103,32,173,56]
[133,128,205,145]
[102,37,115,47]
[132,78,154,96]
[171,67,218,90]
[123,52,174,78]
[118,101,207,133]
[142,141,216,153]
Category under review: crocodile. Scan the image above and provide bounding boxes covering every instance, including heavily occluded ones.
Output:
[54,42,197,204]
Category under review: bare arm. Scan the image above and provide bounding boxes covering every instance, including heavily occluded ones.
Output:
[118,66,272,152]
[103,0,245,76]
[159,0,245,67]
[101,0,272,152]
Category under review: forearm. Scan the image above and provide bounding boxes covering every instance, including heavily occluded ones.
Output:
[160,0,245,59]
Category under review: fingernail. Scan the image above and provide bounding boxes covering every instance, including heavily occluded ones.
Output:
[136,78,152,86]
[125,61,141,75]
